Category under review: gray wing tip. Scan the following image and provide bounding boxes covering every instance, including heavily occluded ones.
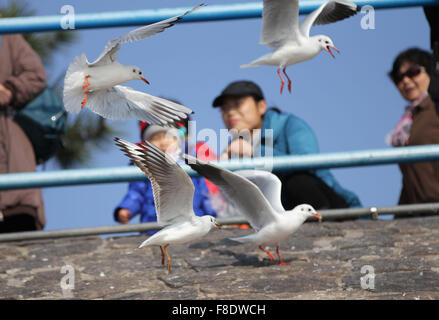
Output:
[182,153,194,164]
[181,3,206,18]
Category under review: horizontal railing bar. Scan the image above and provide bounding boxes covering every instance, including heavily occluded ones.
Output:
[0,203,438,242]
[0,0,438,34]
[1,144,439,191]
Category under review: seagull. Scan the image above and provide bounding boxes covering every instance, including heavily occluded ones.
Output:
[114,137,219,272]
[183,156,322,265]
[63,5,204,125]
[241,0,358,94]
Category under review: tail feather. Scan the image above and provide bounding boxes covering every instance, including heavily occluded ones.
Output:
[138,238,151,248]
[63,54,89,114]
[65,53,88,78]
[240,62,258,69]
[240,53,273,68]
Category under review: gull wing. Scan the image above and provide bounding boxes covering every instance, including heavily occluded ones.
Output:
[88,4,205,67]
[183,154,279,231]
[260,0,302,48]
[299,0,358,38]
[235,170,285,212]
[115,138,196,226]
[84,85,192,125]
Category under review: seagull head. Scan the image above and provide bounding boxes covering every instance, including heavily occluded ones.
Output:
[202,215,221,229]
[128,65,150,85]
[317,36,339,58]
[293,204,322,222]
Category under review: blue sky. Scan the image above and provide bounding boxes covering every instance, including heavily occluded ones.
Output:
[3,0,431,230]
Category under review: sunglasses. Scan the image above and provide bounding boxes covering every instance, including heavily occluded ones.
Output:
[393,65,426,84]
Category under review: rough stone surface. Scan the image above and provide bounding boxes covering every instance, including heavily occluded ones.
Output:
[1,217,439,300]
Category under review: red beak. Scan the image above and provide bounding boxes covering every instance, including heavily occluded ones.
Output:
[313,213,322,222]
[141,77,150,85]
[327,46,340,58]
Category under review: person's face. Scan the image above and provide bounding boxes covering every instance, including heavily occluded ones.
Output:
[219,96,266,131]
[148,131,179,154]
[395,61,430,102]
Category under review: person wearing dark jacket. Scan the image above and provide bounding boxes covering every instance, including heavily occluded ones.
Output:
[423,6,439,111]
[213,80,361,210]
[0,33,46,232]
[387,48,439,214]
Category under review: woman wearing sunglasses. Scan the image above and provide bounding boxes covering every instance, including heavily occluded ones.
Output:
[387,47,439,214]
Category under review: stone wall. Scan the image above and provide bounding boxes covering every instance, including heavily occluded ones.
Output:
[1,216,439,299]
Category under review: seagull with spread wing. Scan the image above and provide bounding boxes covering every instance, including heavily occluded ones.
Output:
[114,137,219,272]
[63,5,204,125]
[241,0,358,94]
[183,155,322,265]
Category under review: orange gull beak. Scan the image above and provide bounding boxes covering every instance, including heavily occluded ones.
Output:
[141,76,150,85]
[326,46,340,58]
[313,213,323,223]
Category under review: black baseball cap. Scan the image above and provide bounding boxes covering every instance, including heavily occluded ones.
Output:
[212,80,265,107]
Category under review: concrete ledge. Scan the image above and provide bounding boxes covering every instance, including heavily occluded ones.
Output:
[1,216,439,299]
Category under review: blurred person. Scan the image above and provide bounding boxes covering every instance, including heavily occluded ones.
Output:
[423,6,439,110]
[212,80,361,211]
[114,119,217,232]
[0,32,46,232]
[387,48,439,212]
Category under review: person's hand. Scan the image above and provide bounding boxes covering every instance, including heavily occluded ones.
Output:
[223,138,253,159]
[117,208,131,224]
[0,84,12,107]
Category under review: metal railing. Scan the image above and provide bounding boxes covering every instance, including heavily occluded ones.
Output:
[0,0,438,34]
[1,144,439,190]
[1,203,438,242]
[1,0,439,242]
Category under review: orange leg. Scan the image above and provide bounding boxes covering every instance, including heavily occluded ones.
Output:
[276,246,291,265]
[81,75,91,109]
[259,245,275,261]
[160,246,165,265]
[164,244,171,272]
[83,75,91,89]
[277,68,285,94]
[81,91,89,109]
[283,67,292,93]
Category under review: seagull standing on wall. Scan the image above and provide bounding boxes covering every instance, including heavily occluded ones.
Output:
[241,0,358,94]
[183,155,322,265]
[63,5,204,125]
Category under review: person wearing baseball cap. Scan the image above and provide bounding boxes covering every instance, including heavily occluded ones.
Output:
[213,80,361,211]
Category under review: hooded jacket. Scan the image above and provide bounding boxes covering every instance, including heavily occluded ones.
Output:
[0,34,47,229]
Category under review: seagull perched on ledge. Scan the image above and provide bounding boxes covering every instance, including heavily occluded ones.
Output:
[63,5,204,125]
[114,138,219,272]
[241,0,358,94]
[183,155,322,265]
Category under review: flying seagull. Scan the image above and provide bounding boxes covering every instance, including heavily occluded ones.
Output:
[114,137,219,272]
[63,5,204,125]
[183,155,322,265]
[241,0,358,94]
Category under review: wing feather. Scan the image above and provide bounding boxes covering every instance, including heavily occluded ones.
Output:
[260,0,302,48]
[235,170,285,213]
[299,0,358,38]
[89,4,205,66]
[183,154,278,230]
[115,138,195,225]
[82,85,192,126]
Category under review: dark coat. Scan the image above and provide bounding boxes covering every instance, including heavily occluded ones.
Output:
[398,95,439,205]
